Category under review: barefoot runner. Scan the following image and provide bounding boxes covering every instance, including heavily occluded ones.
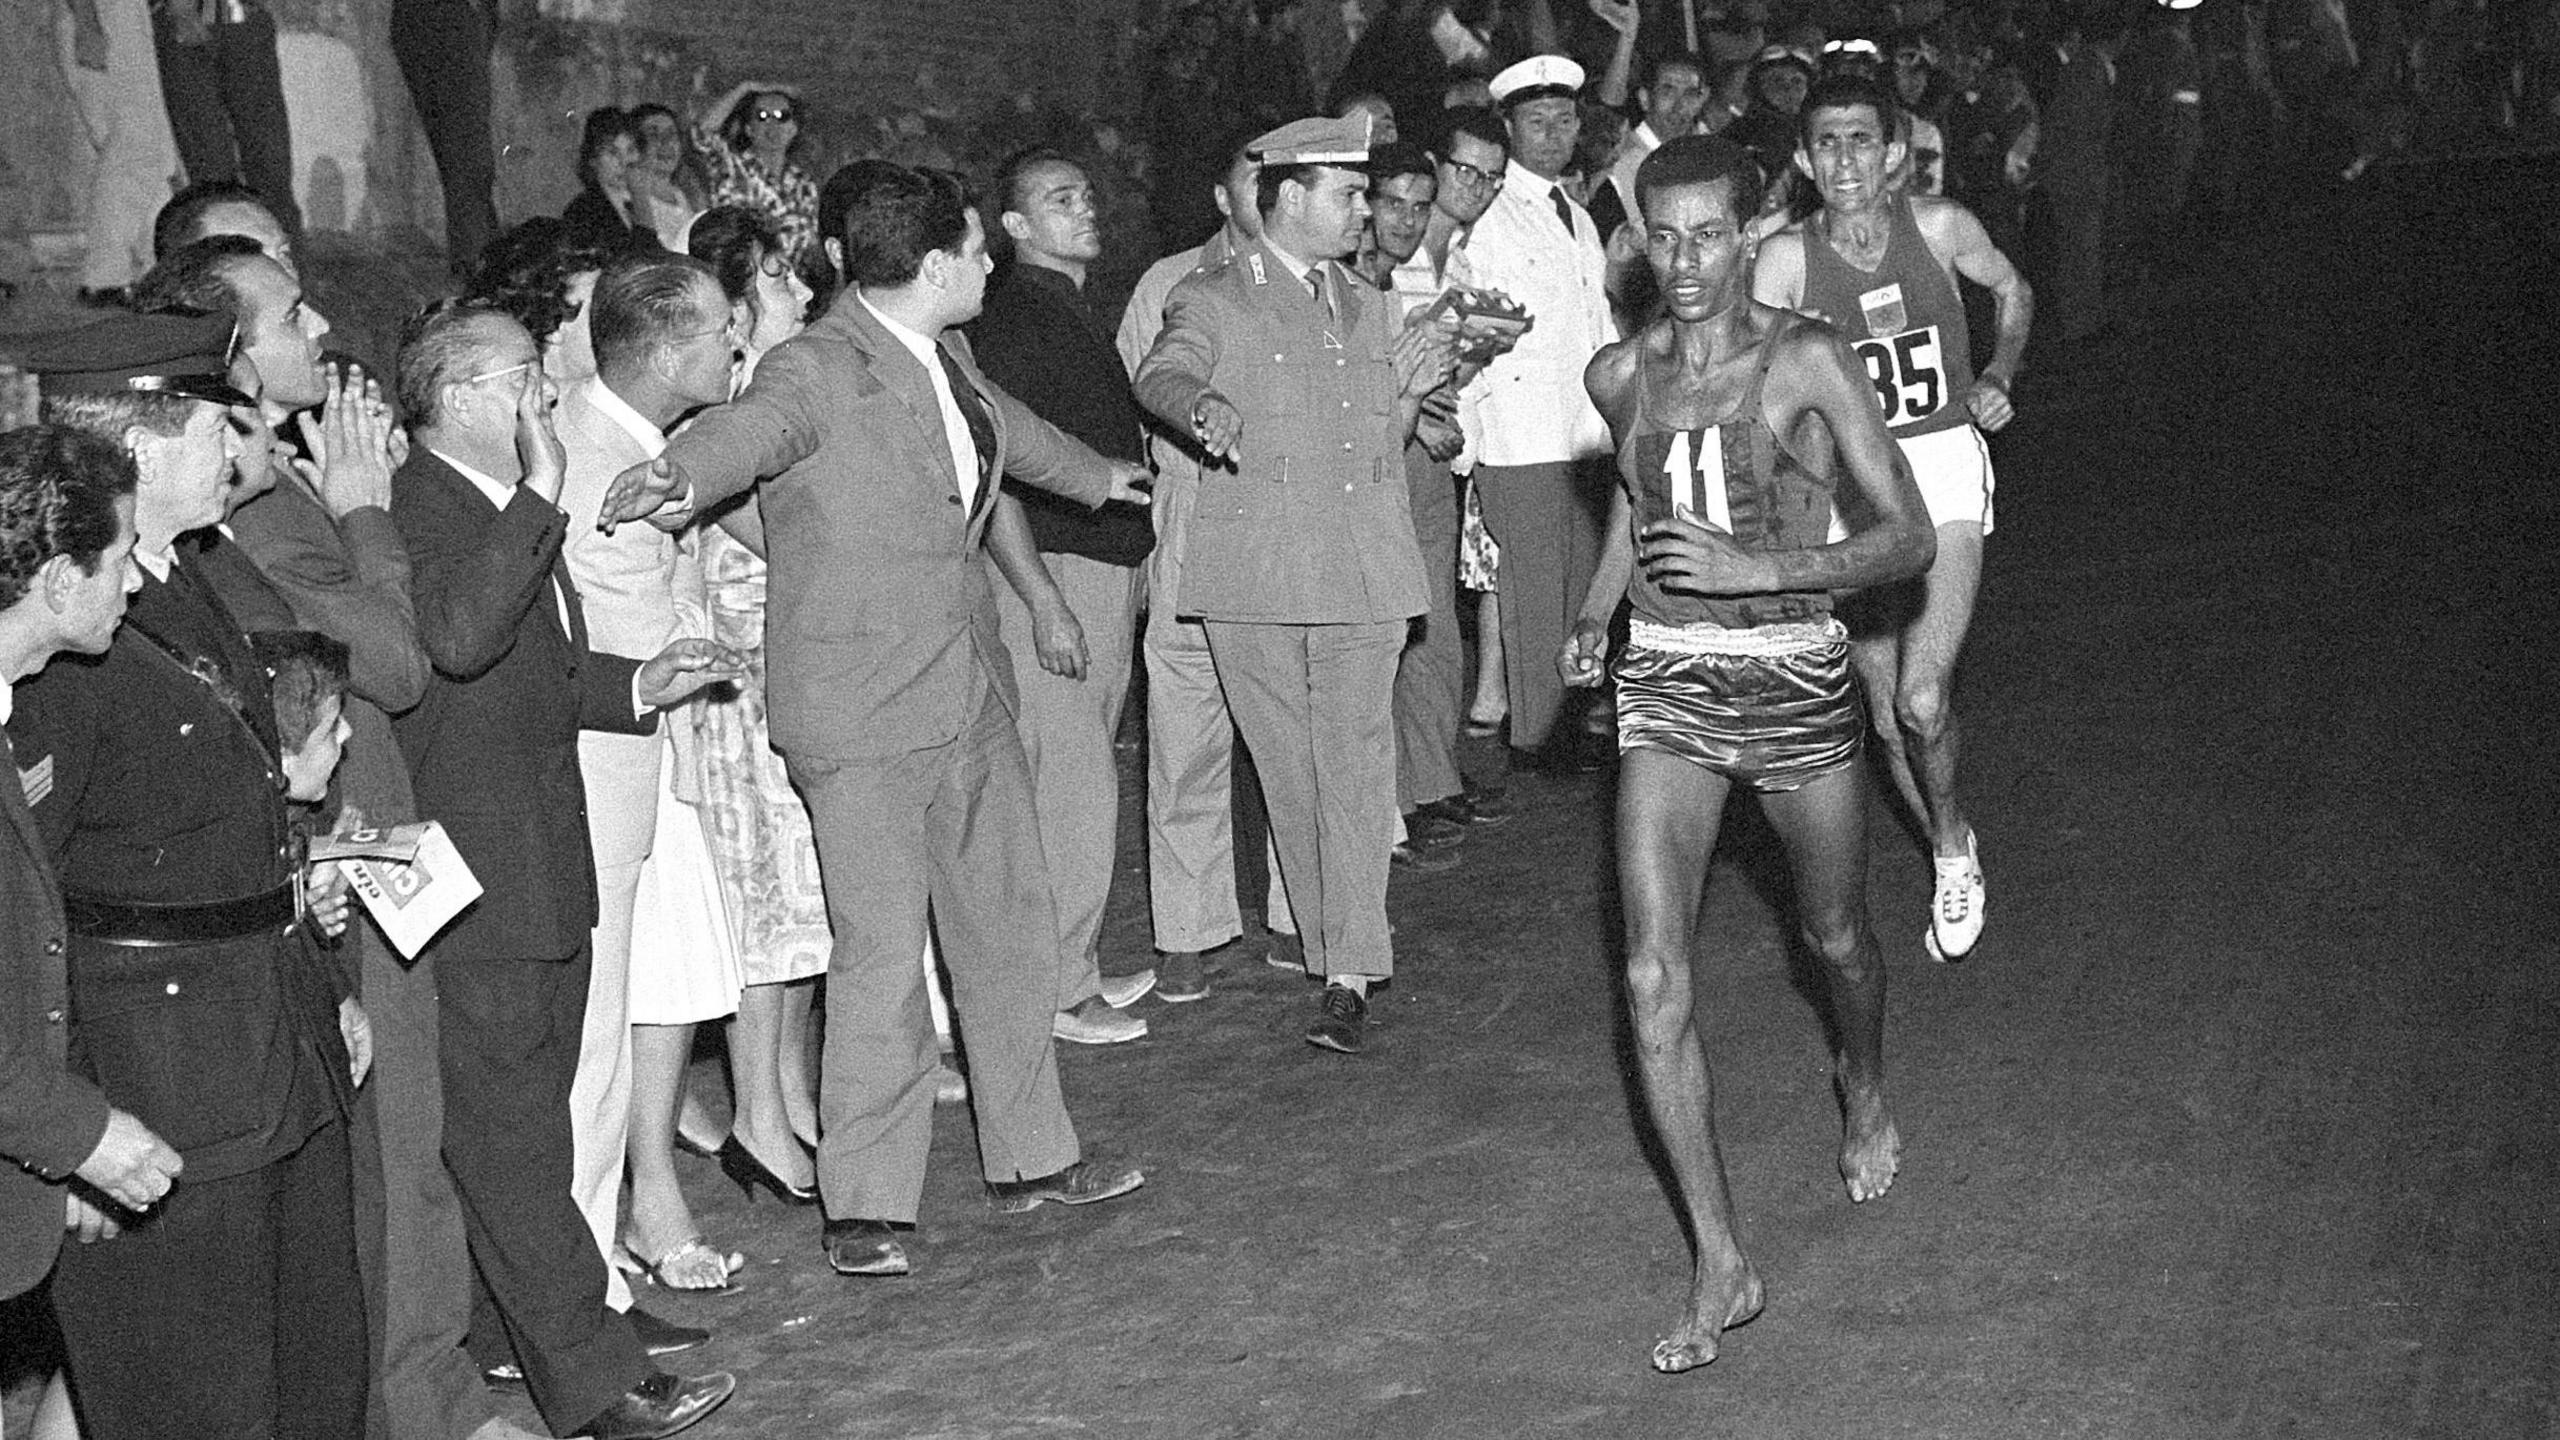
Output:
[1560,134,1936,1373]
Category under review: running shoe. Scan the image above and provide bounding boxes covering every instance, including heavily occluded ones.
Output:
[1927,829,1984,961]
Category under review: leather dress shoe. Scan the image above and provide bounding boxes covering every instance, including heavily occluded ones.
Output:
[824,1217,912,1276]
[986,1158,1145,1213]
[1391,838,1460,873]
[624,1306,709,1356]
[574,1370,735,1440]
[1404,806,1467,845]
[1304,983,1369,1054]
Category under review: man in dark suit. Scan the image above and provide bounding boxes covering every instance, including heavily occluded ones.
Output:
[392,300,739,1440]
[598,162,1152,1279]
[11,314,367,1439]
[0,425,182,1303]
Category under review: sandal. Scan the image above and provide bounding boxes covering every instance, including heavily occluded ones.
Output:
[620,1236,745,1294]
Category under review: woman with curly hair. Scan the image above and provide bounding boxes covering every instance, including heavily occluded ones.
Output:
[464,218,616,386]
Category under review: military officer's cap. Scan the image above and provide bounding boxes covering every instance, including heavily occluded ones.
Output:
[13,310,252,408]
[1246,112,1375,167]
[1489,55,1586,108]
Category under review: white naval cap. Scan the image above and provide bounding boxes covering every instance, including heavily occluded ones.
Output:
[1488,54,1586,108]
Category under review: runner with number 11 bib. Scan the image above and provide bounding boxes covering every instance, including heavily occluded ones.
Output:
[1754,72,2033,963]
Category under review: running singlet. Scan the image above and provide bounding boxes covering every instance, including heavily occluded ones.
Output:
[1797,194,1975,439]
[1616,315,1840,631]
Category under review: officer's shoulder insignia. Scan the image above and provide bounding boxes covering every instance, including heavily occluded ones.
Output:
[1245,252,1267,285]
[19,754,53,808]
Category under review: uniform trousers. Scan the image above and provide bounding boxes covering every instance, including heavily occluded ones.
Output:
[994,551,1143,1008]
[1202,620,1404,980]
[441,950,650,1435]
[51,1120,365,1440]
[570,729,656,1315]
[1143,476,1293,953]
[787,665,1082,1223]
[1473,459,1607,752]
[354,924,492,1440]
[147,3,300,234]
[1393,446,1466,810]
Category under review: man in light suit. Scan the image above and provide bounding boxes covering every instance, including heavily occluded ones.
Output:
[598,162,1152,1279]
[393,301,738,1440]
[1460,56,1622,771]
[552,254,741,1303]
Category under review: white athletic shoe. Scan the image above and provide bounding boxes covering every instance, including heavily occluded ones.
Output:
[1928,829,1984,961]
[1100,968,1158,1008]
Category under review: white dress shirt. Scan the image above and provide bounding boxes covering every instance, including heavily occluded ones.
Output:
[1455,158,1617,468]
[861,294,982,512]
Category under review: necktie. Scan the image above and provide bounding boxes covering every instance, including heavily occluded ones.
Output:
[934,345,996,482]
[1551,184,1577,238]
[1305,266,1333,320]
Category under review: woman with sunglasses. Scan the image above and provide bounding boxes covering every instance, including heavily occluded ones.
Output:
[691,82,823,288]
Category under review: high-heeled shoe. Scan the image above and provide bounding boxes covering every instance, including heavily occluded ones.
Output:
[718,1136,818,1205]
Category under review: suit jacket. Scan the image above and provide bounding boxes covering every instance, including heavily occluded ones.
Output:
[226,481,429,833]
[1132,240,1426,626]
[0,720,107,1299]
[561,187,663,256]
[6,557,344,1185]
[390,451,652,964]
[661,294,1114,763]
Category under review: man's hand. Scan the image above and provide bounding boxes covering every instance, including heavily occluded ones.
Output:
[1416,389,1464,462]
[1188,393,1243,463]
[1588,0,1639,36]
[65,1193,121,1244]
[1558,617,1610,687]
[1389,320,1460,400]
[1964,374,2015,433]
[73,1109,182,1212]
[1638,510,1768,597]
[294,364,397,516]
[598,456,691,533]
[637,638,748,709]
[306,861,355,939]
[340,996,373,1087]
[1031,598,1089,681]
[1104,462,1154,506]
[515,370,568,504]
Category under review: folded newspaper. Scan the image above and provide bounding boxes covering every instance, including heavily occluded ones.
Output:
[315,821,482,959]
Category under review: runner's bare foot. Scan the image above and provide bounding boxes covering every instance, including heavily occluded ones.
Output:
[1649,1256,1764,1374]
[1837,1077,1901,1203]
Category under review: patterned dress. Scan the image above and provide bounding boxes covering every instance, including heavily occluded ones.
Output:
[690,124,821,271]
[688,525,831,984]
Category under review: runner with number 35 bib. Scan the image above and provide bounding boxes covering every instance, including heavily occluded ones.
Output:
[1753,73,2033,963]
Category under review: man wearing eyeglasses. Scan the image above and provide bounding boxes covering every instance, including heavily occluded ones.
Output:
[550,255,751,1310]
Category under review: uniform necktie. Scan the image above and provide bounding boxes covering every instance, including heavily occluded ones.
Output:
[1551,184,1577,237]
[934,345,995,481]
[1305,266,1333,320]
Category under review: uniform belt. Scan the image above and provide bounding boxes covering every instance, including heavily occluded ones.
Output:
[63,885,297,946]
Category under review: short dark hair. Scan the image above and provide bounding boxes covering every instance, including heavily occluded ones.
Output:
[1798,74,1900,146]
[1634,134,1765,222]
[1367,140,1436,189]
[0,425,138,611]
[577,107,642,188]
[687,204,786,309]
[152,180,276,262]
[590,254,721,371]
[1256,163,1337,218]
[251,629,349,750]
[996,146,1079,218]
[466,218,614,344]
[1436,106,1510,160]
[1644,50,1709,91]
[835,163,973,288]
[396,299,512,431]
[130,233,266,317]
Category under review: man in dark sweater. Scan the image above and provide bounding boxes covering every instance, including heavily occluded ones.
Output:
[965,149,1173,1024]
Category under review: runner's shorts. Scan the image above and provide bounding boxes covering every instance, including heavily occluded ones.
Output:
[1896,422,1995,534]
[1614,619,1863,792]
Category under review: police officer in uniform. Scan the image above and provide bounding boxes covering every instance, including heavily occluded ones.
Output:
[8,312,369,1440]
[1134,114,1458,1054]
